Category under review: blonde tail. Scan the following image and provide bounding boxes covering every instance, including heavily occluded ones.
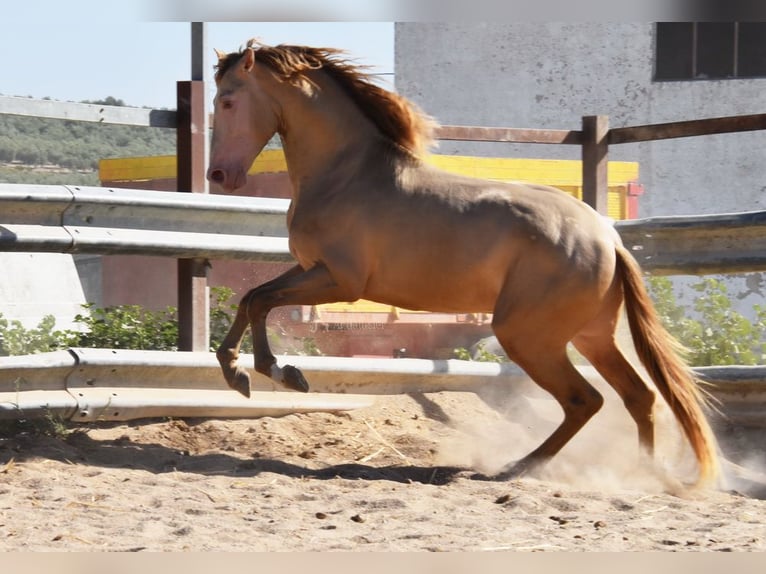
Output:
[616,246,720,486]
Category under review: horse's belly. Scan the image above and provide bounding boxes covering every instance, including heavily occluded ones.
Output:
[363,259,502,314]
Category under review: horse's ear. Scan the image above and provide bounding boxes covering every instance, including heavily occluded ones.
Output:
[214,48,226,61]
[242,48,255,73]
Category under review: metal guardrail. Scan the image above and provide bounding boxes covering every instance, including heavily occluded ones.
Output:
[1,349,763,426]
[2,184,766,273]
[0,349,527,422]
[615,210,766,275]
[0,184,293,262]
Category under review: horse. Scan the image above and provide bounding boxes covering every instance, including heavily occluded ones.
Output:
[206,40,720,486]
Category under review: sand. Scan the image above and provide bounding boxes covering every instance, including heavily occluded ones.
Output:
[1,385,765,552]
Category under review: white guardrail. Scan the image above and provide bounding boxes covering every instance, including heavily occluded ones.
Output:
[2,183,766,272]
[0,184,293,261]
[2,184,766,425]
[1,348,764,426]
[0,349,533,421]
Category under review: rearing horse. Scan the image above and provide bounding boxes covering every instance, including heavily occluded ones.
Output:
[207,40,720,486]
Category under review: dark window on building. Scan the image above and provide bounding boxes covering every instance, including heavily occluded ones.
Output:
[696,23,735,78]
[655,22,766,81]
[738,23,766,77]
[655,23,693,79]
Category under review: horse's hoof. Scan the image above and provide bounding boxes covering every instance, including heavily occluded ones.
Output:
[229,368,251,398]
[468,472,495,482]
[282,364,310,393]
[469,461,532,482]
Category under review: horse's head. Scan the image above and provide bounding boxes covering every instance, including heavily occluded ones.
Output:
[207,47,281,192]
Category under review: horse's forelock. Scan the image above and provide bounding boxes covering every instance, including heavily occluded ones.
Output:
[214,50,247,83]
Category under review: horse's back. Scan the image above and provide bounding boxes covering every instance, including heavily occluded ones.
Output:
[352,162,619,313]
[399,163,617,253]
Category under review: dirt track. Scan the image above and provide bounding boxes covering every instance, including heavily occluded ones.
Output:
[1,387,765,551]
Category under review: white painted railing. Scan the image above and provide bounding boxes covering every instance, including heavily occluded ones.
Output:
[0,184,292,261]
[1,349,763,425]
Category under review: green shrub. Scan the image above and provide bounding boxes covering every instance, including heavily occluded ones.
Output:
[453,341,506,363]
[71,303,178,351]
[0,314,72,356]
[4,279,760,366]
[647,276,766,366]
[1,287,270,356]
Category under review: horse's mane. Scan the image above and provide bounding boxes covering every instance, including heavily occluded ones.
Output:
[215,40,437,157]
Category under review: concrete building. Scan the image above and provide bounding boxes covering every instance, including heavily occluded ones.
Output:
[394,22,766,308]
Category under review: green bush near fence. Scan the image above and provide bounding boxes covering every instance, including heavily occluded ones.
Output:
[0,286,328,358]
[646,276,766,366]
[0,286,238,356]
[2,279,764,366]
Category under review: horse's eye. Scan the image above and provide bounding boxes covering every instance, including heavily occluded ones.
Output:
[221,99,234,110]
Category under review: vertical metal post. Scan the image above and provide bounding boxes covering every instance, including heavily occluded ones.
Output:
[581,115,609,215]
[177,22,210,352]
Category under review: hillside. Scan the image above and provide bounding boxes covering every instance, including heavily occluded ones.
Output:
[0,97,176,186]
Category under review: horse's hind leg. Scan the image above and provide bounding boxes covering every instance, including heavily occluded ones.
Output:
[491,322,605,477]
[573,329,656,458]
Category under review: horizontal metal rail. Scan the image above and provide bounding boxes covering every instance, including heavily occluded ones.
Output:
[2,185,766,424]
[0,349,528,422]
[1,349,763,425]
[3,184,766,273]
[0,184,293,261]
[614,210,766,275]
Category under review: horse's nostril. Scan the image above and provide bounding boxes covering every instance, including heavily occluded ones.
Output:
[208,169,225,184]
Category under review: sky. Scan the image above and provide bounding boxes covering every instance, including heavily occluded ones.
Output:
[2,0,760,111]
[0,2,393,110]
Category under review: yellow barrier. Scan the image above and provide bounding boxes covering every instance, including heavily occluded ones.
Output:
[99,151,638,221]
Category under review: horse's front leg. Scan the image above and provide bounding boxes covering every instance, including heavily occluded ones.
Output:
[219,263,360,397]
[217,265,304,397]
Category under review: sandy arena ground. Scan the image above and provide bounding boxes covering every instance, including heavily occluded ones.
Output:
[1,380,765,552]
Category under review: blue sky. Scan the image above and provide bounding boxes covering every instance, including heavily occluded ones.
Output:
[0,1,393,109]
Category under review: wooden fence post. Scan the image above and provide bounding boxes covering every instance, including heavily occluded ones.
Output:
[582,115,609,215]
[176,23,210,353]
[176,80,209,352]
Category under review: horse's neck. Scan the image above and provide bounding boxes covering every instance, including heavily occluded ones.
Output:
[278,76,378,194]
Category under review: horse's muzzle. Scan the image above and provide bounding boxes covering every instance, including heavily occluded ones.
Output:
[207,166,245,192]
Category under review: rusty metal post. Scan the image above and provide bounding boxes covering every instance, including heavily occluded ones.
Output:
[176,23,210,352]
[581,115,609,215]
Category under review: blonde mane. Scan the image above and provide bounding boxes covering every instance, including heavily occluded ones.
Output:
[215,41,437,157]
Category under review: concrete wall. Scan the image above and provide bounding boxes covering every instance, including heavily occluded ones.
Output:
[0,253,86,330]
[394,22,766,218]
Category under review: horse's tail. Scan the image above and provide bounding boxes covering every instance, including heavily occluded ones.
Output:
[615,245,720,486]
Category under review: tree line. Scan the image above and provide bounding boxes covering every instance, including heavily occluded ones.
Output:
[0,97,176,174]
